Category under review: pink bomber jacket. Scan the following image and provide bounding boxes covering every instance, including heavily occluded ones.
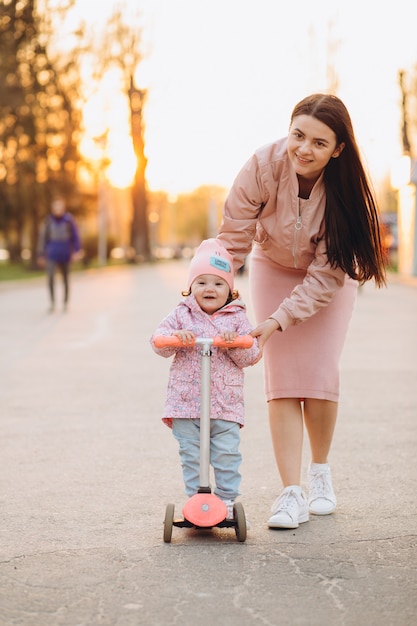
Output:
[218,137,348,331]
[150,295,260,428]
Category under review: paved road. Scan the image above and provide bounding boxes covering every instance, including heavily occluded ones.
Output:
[0,262,416,626]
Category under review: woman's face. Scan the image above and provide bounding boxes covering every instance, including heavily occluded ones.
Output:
[287,114,344,183]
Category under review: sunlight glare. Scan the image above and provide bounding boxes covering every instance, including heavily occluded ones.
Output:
[106,133,137,188]
[72,0,417,194]
[79,67,137,188]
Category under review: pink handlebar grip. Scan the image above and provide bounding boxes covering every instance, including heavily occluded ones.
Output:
[153,335,195,348]
[153,335,254,349]
[212,335,254,349]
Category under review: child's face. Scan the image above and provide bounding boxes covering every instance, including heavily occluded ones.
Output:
[51,199,66,216]
[191,274,230,315]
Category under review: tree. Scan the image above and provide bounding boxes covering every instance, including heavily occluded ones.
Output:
[129,80,149,261]
[0,0,82,265]
[97,3,151,262]
[167,186,227,247]
[398,70,412,156]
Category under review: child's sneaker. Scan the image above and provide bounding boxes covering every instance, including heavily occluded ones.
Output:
[223,499,235,519]
[268,487,309,529]
[223,500,250,529]
[308,464,336,515]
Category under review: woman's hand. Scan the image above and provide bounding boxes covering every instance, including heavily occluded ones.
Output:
[71,251,83,263]
[250,318,280,363]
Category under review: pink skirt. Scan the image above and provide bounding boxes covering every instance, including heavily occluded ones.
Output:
[249,245,358,402]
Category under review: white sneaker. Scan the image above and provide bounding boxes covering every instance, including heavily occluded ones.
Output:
[268,487,309,529]
[308,465,337,515]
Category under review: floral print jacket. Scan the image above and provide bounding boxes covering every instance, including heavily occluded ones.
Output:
[150,294,260,428]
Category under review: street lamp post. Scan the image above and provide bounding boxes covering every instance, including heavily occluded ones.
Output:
[97,175,108,266]
[391,155,417,277]
[93,132,110,267]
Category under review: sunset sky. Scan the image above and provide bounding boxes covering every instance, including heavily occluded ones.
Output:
[70,0,417,194]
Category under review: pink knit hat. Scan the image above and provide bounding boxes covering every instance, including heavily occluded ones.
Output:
[187,239,234,291]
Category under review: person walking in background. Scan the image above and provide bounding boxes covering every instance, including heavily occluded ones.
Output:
[150,239,260,519]
[38,196,81,312]
[217,93,387,529]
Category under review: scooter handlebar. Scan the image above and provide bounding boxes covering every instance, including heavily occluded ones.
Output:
[153,335,254,349]
[212,335,254,349]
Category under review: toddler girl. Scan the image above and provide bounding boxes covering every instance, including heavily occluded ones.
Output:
[150,239,260,516]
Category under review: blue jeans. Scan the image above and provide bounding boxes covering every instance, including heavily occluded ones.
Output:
[46,259,70,304]
[172,418,242,501]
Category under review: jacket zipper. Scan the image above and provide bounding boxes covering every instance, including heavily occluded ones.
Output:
[293,198,302,268]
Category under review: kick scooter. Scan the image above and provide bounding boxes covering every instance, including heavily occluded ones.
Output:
[153,334,254,543]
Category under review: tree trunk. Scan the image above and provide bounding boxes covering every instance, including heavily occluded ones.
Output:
[128,78,150,261]
[399,70,412,155]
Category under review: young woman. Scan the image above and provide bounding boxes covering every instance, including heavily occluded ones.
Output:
[217,93,386,529]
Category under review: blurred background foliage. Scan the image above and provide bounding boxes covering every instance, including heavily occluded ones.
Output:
[0,0,227,273]
[1,0,416,275]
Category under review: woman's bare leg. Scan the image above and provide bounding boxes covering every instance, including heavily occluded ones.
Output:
[268,398,304,486]
[303,399,338,463]
[303,399,338,515]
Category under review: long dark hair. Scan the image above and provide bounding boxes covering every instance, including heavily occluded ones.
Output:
[291,94,386,287]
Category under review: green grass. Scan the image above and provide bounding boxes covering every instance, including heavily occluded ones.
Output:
[0,263,44,281]
[0,259,130,282]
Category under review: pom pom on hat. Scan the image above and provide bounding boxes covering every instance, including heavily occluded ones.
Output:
[188,239,234,291]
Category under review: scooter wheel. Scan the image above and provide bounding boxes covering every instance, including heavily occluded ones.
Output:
[163,503,175,543]
[234,502,247,542]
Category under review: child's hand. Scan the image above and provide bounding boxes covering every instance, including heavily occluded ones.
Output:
[173,330,195,345]
[220,331,238,344]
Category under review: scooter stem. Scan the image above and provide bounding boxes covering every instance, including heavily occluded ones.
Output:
[198,339,212,489]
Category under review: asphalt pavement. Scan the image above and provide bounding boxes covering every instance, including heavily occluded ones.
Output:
[0,261,416,626]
